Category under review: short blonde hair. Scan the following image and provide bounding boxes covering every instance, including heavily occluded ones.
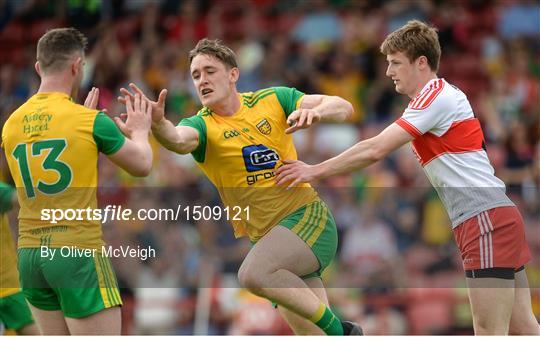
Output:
[380,20,441,72]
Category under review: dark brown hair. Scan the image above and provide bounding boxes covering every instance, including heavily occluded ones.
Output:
[189,38,238,69]
[380,20,441,72]
[37,27,87,73]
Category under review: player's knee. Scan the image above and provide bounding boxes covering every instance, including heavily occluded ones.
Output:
[473,315,507,335]
[237,265,265,294]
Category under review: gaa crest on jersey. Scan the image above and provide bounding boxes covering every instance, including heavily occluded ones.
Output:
[256,119,271,135]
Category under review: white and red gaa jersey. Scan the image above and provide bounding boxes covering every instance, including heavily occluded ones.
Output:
[395,78,514,228]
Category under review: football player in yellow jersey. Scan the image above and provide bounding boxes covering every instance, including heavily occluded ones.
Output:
[119,38,363,335]
[1,28,153,334]
[0,181,39,335]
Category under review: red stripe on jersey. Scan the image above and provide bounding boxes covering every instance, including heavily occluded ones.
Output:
[411,81,438,109]
[414,79,442,109]
[410,79,444,110]
[411,118,485,166]
[395,118,422,138]
[408,82,434,109]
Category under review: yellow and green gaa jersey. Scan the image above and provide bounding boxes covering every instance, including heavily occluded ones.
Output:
[0,182,19,297]
[179,87,318,241]
[1,92,125,249]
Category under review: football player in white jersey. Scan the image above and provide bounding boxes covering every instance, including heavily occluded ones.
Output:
[275,20,539,335]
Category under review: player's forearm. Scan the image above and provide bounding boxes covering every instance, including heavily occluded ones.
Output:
[314,138,382,179]
[151,118,191,154]
[128,131,153,176]
[315,96,353,123]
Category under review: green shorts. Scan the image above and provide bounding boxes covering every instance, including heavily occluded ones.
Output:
[17,248,122,318]
[0,291,34,330]
[278,199,338,279]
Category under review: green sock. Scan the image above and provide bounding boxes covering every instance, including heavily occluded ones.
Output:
[309,302,344,335]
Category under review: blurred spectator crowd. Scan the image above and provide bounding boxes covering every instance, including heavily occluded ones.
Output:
[1,0,539,334]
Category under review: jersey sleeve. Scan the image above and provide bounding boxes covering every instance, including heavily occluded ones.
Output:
[273,87,305,118]
[0,182,15,213]
[178,115,207,163]
[395,86,455,138]
[92,112,126,155]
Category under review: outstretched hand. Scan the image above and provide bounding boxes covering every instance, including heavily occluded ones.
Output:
[117,83,167,124]
[275,159,319,189]
[114,93,152,138]
[285,109,321,134]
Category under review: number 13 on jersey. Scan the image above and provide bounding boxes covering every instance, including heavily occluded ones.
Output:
[12,139,73,198]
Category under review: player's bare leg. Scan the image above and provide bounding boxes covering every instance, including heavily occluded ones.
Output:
[238,226,323,317]
[27,303,69,335]
[466,277,514,335]
[509,269,540,335]
[65,306,121,335]
[16,322,40,335]
[238,225,350,334]
[278,277,328,335]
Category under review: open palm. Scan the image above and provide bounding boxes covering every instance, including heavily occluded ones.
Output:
[118,83,167,124]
